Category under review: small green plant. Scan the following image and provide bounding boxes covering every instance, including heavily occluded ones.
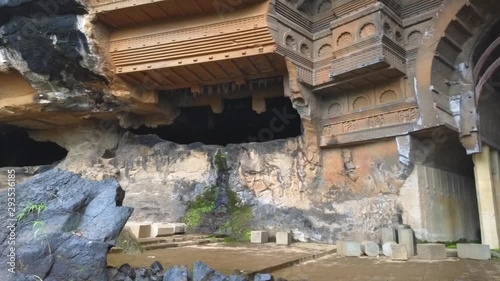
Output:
[31,275,43,281]
[32,221,46,239]
[18,203,47,221]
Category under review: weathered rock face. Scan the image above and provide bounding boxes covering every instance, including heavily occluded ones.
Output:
[0,0,487,248]
[0,169,133,281]
[1,0,107,93]
[24,123,407,243]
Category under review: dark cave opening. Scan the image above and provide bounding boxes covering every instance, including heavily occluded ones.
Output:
[132,97,302,146]
[0,127,68,167]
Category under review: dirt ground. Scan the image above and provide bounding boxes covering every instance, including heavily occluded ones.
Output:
[274,255,500,281]
[107,242,500,281]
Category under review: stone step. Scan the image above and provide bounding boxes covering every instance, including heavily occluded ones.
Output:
[138,235,211,246]
[142,238,225,251]
[109,247,124,254]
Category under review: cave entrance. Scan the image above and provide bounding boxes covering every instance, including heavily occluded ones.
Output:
[0,126,68,167]
[132,96,302,146]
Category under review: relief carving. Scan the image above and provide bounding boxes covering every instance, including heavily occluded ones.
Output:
[360,23,376,38]
[318,44,333,57]
[407,30,423,47]
[337,32,353,47]
[323,124,334,135]
[369,115,385,128]
[353,96,369,110]
[343,120,356,133]
[383,22,393,36]
[300,43,311,57]
[285,35,297,51]
[328,102,342,116]
[317,0,332,13]
[380,90,398,104]
[398,108,418,123]
[342,149,359,181]
[395,31,403,43]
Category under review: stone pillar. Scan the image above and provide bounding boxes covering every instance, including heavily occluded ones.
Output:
[381,227,397,244]
[397,228,415,256]
[473,144,500,249]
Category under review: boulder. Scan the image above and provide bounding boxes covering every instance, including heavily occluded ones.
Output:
[163,265,190,281]
[228,274,249,281]
[151,261,164,275]
[193,261,227,281]
[0,169,133,281]
[118,264,136,280]
[107,267,119,280]
[254,273,274,281]
[135,267,153,281]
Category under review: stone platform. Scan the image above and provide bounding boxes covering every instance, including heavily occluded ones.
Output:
[108,242,500,281]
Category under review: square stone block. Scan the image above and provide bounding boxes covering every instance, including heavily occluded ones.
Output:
[457,244,491,260]
[391,244,408,261]
[336,241,346,256]
[397,228,415,256]
[169,223,186,234]
[251,231,269,244]
[344,242,362,257]
[381,227,397,244]
[151,223,175,237]
[417,244,446,260]
[276,232,292,245]
[126,222,151,238]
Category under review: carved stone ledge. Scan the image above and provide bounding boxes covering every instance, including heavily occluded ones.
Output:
[321,104,419,147]
[321,122,417,147]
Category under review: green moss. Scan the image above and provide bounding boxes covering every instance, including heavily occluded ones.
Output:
[418,239,481,249]
[115,227,143,254]
[213,149,229,171]
[183,186,217,227]
[182,185,253,241]
[184,202,215,227]
[219,205,253,242]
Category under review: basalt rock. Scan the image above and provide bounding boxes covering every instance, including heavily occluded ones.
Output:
[0,169,133,281]
[117,262,274,281]
[0,0,120,125]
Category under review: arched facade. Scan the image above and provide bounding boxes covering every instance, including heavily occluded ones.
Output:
[416,0,500,247]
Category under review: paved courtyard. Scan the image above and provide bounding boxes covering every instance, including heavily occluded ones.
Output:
[107,242,500,281]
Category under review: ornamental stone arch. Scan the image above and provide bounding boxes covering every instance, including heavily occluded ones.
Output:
[415,0,500,152]
[415,0,500,248]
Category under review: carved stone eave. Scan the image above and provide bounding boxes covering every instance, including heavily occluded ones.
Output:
[321,122,417,147]
[89,0,268,27]
[320,100,419,147]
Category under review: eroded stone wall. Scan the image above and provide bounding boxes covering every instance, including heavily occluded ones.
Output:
[21,123,407,243]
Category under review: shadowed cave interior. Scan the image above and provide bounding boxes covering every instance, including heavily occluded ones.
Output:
[0,126,68,167]
[132,97,302,146]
